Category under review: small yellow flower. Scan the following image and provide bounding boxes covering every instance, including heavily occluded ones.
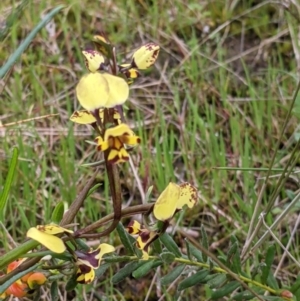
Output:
[95,123,140,164]
[26,224,73,253]
[75,243,115,284]
[25,272,47,289]
[119,63,140,84]
[76,264,95,284]
[126,220,143,235]
[4,259,46,298]
[126,221,158,260]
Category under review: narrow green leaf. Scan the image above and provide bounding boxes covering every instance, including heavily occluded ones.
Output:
[0,5,65,78]
[50,281,58,301]
[144,186,154,203]
[159,233,181,257]
[0,263,39,294]
[105,256,133,263]
[226,242,238,265]
[87,183,102,197]
[211,280,240,299]
[261,245,275,284]
[0,239,39,270]
[51,201,64,224]
[161,264,185,285]
[95,262,111,278]
[112,261,145,284]
[178,269,210,291]
[75,239,90,251]
[208,258,215,270]
[132,260,162,279]
[160,252,175,264]
[232,290,255,300]
[186,240,203,262]
[0,147,18,218]
[218,256,227,265]
[290,274,300,293]
[152,237,163,254]
[66,274,78,291]
[200,225,208,262]
[227,240,241,274]
[206,274,227,288]
[116,222,135,255]
[267,272,279,290]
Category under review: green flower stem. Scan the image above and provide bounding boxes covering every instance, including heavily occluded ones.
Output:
[175,257,290,300]
[103,255,292,301]
[185,236,264,300]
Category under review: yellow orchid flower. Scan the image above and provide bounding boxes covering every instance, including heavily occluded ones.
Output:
[153,182,198,221]
[26,224,73,253]
[75,73,110,111]
[95,123,140,164]
[75,243,115,284]
[82,50,105,72]
[131,43,160,70]
[76,72,129,110]
[126,220,158,260]
[76,264,95,284]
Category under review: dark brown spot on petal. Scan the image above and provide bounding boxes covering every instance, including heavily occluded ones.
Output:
[152,49,159,58]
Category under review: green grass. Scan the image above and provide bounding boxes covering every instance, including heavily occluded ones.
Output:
[1,0,300,300]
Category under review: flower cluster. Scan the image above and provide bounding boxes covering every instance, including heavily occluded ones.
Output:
[26,224,115,284]
[1,259,46,299]
[95,124,141,163]
[126,220,158,260]
[0,31,203,299]
[127,182,198,258]
[70,37,160,164]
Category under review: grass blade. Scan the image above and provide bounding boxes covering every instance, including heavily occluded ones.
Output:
[0,5,65,78]
[0,147,18,219]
